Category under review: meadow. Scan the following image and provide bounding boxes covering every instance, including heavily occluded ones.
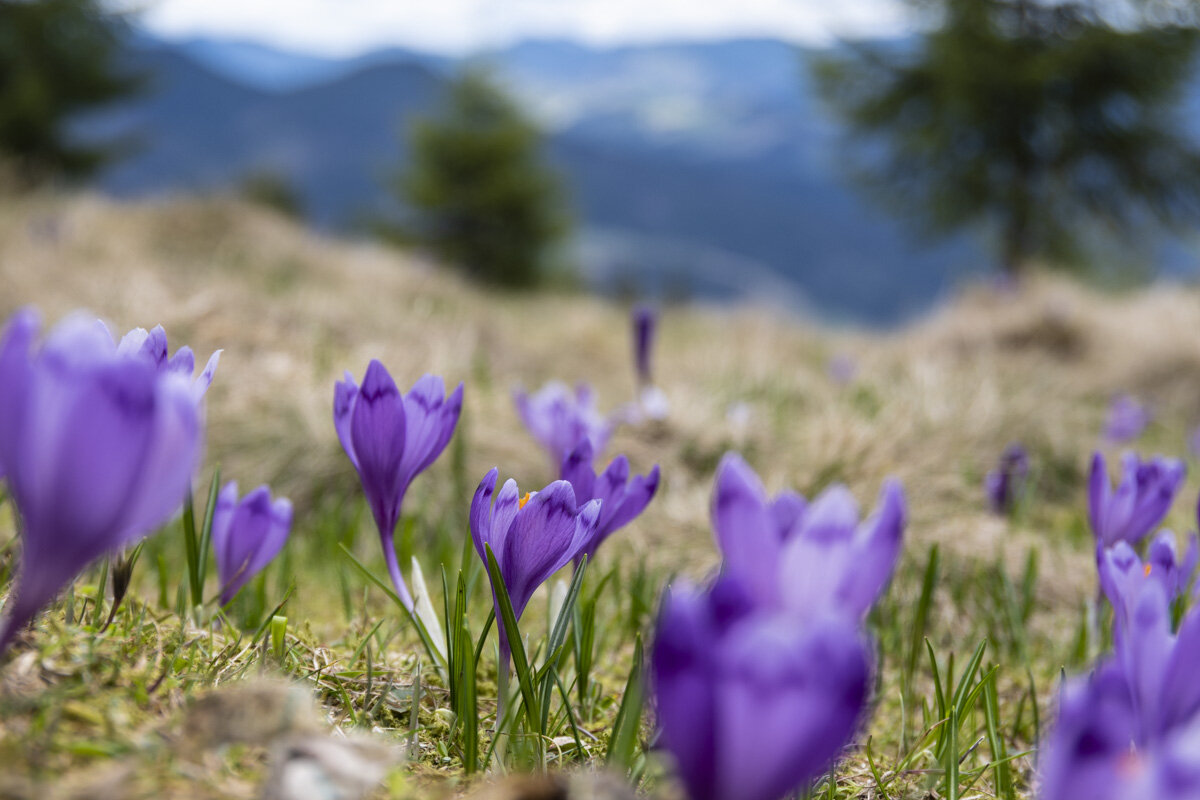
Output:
[3,193,1200,799]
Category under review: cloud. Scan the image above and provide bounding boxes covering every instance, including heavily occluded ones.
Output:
[141,0,910,55]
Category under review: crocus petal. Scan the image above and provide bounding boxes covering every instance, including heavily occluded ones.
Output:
[212,483,292,604]
[349,360,407,535]
[333,371,359,469]
[209,481,241,580]
[1123,579,1173,741]
[560,440,597,502]
[500,482,593,617]
[770,491,807,541]
[0,309,38,483]
[25,360,157,550]
[837,478,905,616]
[117,372,202,540]
[194,350,221,397]
[399,375,463,486]
[1159,605,1200,735]
[712,454,779,604]
[602,464,661,536]
[715,620,869,800]
[652,586,720,800]
[798,484,861,543]
[469,468,500,561]
[167,345,195,377]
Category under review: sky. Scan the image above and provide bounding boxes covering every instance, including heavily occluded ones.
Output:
[138,0,912,57]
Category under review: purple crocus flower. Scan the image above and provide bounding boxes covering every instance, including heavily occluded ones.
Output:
[211,482,293,606]
[334,361,463,610]
[560,440,660,565]
[827,353,858,386]
[469,468,600,670]
[632,305,656,387]
[1105,395,1150,443]
[514,381,614,472]
[651,578,870,800]
[1088,452,1185,549]
[984,443,1030,515]
[0,309,206,653]
[1039,585,1200,799]
[712,453,905,621]
[1099,535,1197,649]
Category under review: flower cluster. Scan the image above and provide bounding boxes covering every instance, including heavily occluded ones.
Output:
[0,309,297,652]
[1039,450,1200,798]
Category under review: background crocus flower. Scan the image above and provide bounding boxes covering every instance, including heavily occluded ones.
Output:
[211,481,293,606]
[560,440,660,565]
[0,309,206,653]
[116,324,221,398]
[827,353,858,386]
[712,453,905,621]
[651,578,870,800]
[1088,451,1184,549]
[514,381,614,472]
[469,468,600,669]
[632,304,656,387]
[1104,394,1150,443]
[334,361,463,610]
[984,442,1029,515]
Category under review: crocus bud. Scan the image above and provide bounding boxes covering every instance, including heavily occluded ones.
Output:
[632,305,656,387]
[334,361,463,610]
[470,468,600,671]
[984,442,1030,515]
[211,482,293,606]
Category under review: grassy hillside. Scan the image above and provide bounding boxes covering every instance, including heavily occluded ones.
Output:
[3,193,1200,797]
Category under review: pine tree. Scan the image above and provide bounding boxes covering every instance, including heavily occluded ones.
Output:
[400,69,568,288]
[814,0,1200,274]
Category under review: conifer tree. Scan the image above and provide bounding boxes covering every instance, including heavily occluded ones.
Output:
[815,0,1200,274]
[0,0,143,186]
[400,69,568,288]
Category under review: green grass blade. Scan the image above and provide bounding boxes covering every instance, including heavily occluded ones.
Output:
[983,668,1015,800]
[197,467,221,591]
[338,542,448,678]
[607,634,644,773]
[181,488,202,608]
[906,545,940,686]
[484,544,541,735]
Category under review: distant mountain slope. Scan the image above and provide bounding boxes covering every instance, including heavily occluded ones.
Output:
[87,35,997,324]
[96,42,444,226]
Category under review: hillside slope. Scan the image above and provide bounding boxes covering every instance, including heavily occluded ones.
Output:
[5,194,1200,602]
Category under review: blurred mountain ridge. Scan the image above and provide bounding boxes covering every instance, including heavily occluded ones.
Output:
[82,32,1198,325]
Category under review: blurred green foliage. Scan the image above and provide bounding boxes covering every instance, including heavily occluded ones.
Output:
[0,0,143,187]
[239,170,305,219]
[397,69,569,288]
[814,0,1200,274]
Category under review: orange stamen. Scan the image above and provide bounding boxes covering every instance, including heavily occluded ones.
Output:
[519,492,531,509]
[1144,563,1153,578]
